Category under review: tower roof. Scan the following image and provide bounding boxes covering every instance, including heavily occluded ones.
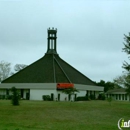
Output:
[2,28,96,86]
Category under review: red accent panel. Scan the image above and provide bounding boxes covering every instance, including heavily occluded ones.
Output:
[57,83,74,89]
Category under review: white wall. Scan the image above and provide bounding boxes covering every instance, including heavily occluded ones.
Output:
[30,89,57,100]
[57,91,68,101]
[30,89,76,101]
[126,95,130,101]
[95,91,99,99]
[77,90,86,97]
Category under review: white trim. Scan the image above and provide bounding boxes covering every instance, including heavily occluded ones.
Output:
[0,83,104,91]
[74,84,104,91]
[0,83,56,89]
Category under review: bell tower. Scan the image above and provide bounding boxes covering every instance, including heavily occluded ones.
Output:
[46,27,57,54]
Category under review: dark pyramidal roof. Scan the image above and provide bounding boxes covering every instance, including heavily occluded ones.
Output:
[2,28,96,86]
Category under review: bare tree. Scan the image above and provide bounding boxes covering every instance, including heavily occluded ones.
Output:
[0,61,11,82]
[114,74,128,87]
[14,64,28,72]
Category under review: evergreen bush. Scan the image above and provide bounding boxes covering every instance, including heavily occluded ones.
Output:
[98,93,105,100]
[11,87,20,106]
[42,95,51,101]
[89,94,95,100]
[76,96,89,101]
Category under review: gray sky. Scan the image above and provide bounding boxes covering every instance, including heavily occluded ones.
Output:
[0,0,130,82]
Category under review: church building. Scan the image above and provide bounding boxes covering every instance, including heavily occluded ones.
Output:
[0,28,104,101]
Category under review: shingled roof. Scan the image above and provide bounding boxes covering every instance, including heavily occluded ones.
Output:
[106,88,126,94]
[2,28,96,86]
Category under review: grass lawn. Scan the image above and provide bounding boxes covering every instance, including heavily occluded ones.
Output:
[0,100,130,130]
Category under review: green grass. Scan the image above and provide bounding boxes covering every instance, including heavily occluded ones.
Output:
[0,100,130,130]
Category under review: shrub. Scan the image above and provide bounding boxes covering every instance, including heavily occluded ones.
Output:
[0,95,5,99]
[5,95,12,100]
[11,87,20,106]
[107,97,112,105]
[89,94,95,100]
[51,93,54,101]
[42,95,51,101]
[76,96,89,101]
[98,93,105,100]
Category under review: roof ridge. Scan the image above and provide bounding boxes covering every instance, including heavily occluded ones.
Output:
[57,56,96,85]
[52,54,56,83]
[54,55,71,83]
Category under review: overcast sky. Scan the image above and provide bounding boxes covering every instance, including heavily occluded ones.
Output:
[0,0,130,82]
